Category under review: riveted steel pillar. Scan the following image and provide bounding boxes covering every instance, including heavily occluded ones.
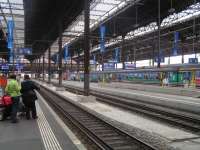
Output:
[58,22,63,86]
[121,35,125,69]
[48,47,51,83]
[42,55,45,81]
[84,0,90,96]
[39,57,41,78]
[157,0,161,68]
[77,51,80,73]
[70,53,72,71]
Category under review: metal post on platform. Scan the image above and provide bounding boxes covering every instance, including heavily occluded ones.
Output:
[35,60,37,78]
[77,51,80,73]
[39,57,41,78]
[121,35,125,69]
[42,55,45,81]
[134,48,136,68]
[70,53,72,72]
[84,0,90,96]
[157,0,161,68]
[48,46,51,83]
[58,21,63,86]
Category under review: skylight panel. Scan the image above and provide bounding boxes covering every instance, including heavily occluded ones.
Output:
[63,0,131,46]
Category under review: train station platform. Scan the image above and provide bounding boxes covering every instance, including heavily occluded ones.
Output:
[0,92,85,150]
[36,80,200,150]
[64,80,200,98]
[47,79,200,114]
[102,81,200,98]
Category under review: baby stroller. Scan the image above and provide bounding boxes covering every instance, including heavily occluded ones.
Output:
[0,96,26,121]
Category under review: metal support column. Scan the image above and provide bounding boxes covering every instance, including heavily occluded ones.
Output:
[42,55,45,81]
[48,47,51,83]
[58,22,63,86]
[84,0,90,96]
[121,35,125,69]
[35,60,38,79]
[77,51,80,73]
[30,60,33,78]
[152,43,155,67]
[193,0,197,58]
[101,53,104,71]
[70,54,72,71]
[157,0,161,68]
[39,58,41,78]
[182,44,184,64]
[77,52,80,81]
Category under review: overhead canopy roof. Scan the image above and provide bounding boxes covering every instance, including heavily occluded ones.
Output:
[49,0,131,57]
[64,0,199,58]
[74,2,200,63]
[24,0,87,60]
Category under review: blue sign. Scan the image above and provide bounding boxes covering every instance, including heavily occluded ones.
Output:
[93,55,96,64]
[7,20,14,49]
[114,48,120,63]
[18,48,32,55]
[154,49,164,63]
[172,32,179,56]
[7,20,14,63]
[100,25,106,53]
[56,54,59,64]
[16,64,23,70]
[154,57,165,63]
[64,45,69,63]
[104,63,115,71]
[108,60,118,63]
[189,58,198,64]
[125,63,136,70]
[1,64,9,70]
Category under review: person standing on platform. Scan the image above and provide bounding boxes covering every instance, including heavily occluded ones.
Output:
[21,75,39,120]
[5,74,21,123]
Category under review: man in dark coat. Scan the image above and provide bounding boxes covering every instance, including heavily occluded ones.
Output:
[21,75,39,120]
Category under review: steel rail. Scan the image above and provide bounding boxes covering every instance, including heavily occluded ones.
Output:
[60,83,200,134]
[38,84,157,150]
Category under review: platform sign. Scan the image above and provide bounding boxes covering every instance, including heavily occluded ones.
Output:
[100,25,106,53]
[172,32,179,56]
[125,63,136,70]
[104,63,115,71]
[1,64,9,70]
[108,60,118,63]
[90,60,96,65]
[154,50,164,63]
[64,45,69,63]
[18,48,32,55]
[56,54,59,64]
[189,58,198,64]
[16,64,23,70]
[114,47,120,63]
[7,20,14,63]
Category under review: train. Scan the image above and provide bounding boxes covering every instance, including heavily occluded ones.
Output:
[77,64,200,87]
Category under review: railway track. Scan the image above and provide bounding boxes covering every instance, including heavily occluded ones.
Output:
[38,85,156,150]
[60,84,200,134]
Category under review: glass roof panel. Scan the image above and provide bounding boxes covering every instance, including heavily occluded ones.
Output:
[61,0,132,49]
[79,2,200,57]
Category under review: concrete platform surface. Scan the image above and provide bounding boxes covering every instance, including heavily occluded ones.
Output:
[0,92,84,150]
[108,82,200,98]
[37,80,200,150]
[49,80,200,114]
